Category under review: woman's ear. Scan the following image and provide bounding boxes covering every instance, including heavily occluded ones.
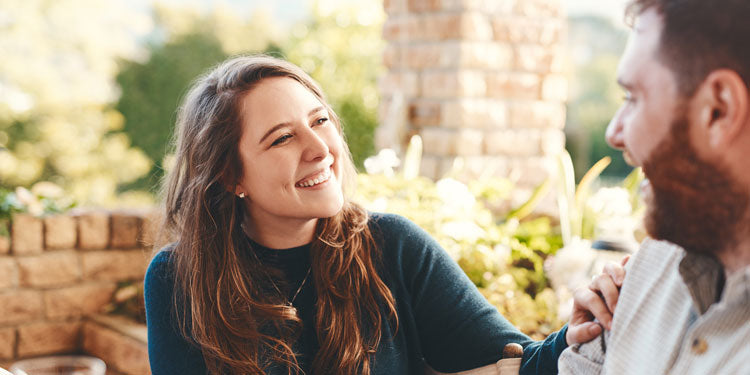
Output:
[220,171,243,198]
[692,69,749,151]
[230,183,245,198]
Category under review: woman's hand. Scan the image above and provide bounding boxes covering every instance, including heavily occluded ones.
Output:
[565,255,629,345]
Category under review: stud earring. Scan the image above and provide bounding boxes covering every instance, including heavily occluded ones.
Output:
[238,192,245,198]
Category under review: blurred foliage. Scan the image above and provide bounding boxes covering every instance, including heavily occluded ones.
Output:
[283,0,384,168]
[0,0,153,206]
[355,171,565,339]
[0,182,76,236]
[3,0,383,203]
[105,281,146,325]
[566,16,632,180]
[116,33,229,191]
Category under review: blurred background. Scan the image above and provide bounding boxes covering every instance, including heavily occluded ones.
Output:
[0,0,630,207]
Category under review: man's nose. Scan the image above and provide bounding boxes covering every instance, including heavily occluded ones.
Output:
[605,107,626,150]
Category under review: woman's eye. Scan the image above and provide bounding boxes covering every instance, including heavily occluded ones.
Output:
[314,117,329,126]
[623,92,634,103]
[271,134,292,146]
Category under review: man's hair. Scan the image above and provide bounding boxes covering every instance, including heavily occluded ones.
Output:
[626,0,750,95]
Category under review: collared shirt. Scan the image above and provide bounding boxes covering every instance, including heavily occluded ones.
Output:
[558,238,750,375]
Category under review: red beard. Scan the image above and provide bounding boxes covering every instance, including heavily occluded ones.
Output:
[641,113,748,255]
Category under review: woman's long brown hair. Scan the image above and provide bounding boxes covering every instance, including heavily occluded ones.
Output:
[160,55,398,374]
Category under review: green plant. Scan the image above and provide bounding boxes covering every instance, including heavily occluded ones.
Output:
[356,138,566,339]
[0,188,21,237]
[547,150,645,322]
[556,150,645,246]
[104,281,146,324]
[0,183,76,236]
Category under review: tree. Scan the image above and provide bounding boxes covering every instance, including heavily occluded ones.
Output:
[0,0,152,206]
[116,33,228,191]
[282,0,385,168]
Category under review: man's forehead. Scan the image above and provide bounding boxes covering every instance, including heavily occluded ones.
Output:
[616,8,664,88]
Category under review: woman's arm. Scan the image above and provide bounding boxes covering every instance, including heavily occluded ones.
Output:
[144,251,207,375]
[375,214,567,375]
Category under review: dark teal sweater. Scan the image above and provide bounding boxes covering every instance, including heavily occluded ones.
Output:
[144,213,567,374]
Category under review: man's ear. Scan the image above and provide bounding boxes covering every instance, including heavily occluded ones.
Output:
[693,69,749,150]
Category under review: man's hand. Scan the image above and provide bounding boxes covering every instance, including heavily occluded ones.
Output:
[565,255,629,345]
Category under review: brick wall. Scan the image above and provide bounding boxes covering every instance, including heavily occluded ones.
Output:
[379,0,568,193]
[0,210,157,368]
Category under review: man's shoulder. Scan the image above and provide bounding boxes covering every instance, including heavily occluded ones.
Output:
[626,238,684,275]
[616,238,687,308]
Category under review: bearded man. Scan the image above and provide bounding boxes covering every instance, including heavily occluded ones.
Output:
[558,0,750,373]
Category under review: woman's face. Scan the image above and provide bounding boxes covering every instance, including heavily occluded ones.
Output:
[236,77,345,238]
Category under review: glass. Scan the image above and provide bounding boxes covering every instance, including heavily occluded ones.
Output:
[9,356,105,375]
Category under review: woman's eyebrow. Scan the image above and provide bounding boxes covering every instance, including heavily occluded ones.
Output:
[259,123,290,144]
[258,106,327,144]
[308,106,326,116]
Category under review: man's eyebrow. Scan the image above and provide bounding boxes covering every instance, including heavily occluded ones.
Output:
[258,106,327,144]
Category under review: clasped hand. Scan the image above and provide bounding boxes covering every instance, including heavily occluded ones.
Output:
[565,256,630,345]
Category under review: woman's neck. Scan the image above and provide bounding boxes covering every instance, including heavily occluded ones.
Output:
[242,214,317,249]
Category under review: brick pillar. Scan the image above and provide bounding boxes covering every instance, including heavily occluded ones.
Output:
[379,0,567,190]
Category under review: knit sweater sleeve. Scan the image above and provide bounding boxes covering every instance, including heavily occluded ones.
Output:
[371,213,568,375]
[144,250,208,375]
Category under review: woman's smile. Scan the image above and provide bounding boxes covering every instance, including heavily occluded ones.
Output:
[295,165,333,188]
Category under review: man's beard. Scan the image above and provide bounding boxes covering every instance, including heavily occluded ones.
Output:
[641,113,748,256]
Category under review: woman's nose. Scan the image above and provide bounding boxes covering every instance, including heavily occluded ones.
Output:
[301,128,329,161]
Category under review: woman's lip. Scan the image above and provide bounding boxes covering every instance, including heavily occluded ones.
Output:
[295,167,332,187]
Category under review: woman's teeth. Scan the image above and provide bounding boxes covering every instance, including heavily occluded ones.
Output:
[296,168,331,187]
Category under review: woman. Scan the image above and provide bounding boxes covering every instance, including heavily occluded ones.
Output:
[145,55,618,375]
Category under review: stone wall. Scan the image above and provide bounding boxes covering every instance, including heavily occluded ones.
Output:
[379,0,568,192]
[0,211,156,373]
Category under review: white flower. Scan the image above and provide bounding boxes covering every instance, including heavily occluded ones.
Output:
[440,220,486,243]
[364,149,401,176]
[587,187,632,217]
[365,197,388,212]
[436,178,475,217]
[546,237,596,292]
[586,187,639,246]
[493,244,511,265]
[15,187,43,216]
[30,181,64,198]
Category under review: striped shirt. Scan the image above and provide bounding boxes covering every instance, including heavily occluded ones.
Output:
[558,238,750,375]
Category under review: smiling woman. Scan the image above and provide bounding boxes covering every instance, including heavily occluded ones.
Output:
[143,55,611,375]
[234,77,346,249]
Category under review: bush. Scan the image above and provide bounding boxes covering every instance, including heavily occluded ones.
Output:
[354,173,565,339]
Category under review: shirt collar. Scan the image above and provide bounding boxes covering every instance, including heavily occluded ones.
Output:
[678,251,724,315]
[678,249,750,314]
[722,264,750,308]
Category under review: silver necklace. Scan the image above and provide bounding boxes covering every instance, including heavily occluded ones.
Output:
[268,266,312,317]
[240,221,312,316]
